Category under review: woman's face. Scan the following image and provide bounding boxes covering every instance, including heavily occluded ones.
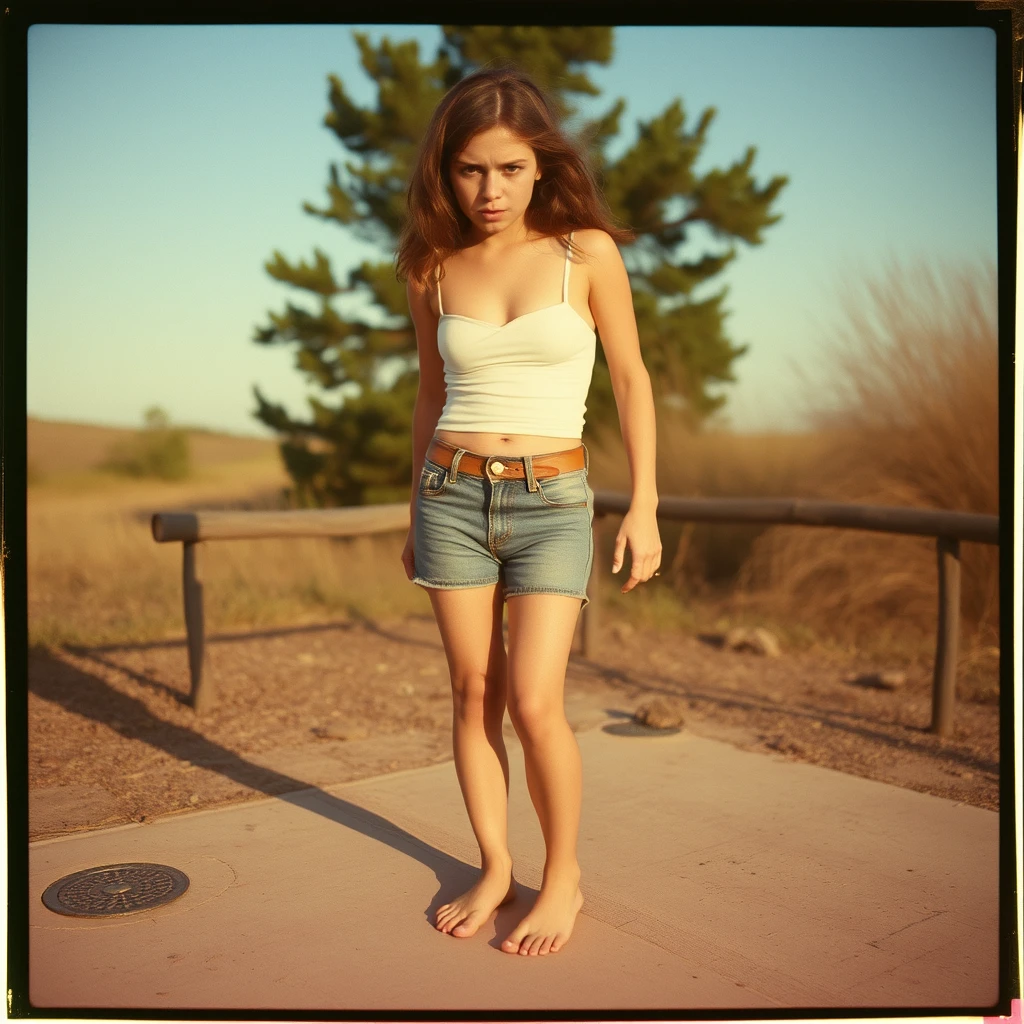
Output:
[449,125,541,238]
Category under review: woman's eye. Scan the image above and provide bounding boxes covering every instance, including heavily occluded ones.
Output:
[459,166,521,175]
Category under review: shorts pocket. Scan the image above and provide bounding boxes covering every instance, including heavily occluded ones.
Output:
[418,458,449,497]
[535,469,589,508]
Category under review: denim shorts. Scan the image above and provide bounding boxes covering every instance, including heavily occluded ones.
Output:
[411,439,595,609]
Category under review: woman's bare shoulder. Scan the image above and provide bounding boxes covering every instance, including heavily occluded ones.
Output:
[571,227,621,262]
[407,272,440,320]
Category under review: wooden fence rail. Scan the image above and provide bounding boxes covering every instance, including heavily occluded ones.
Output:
[151,495,998,734]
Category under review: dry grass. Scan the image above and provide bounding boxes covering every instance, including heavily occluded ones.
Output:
[734,256,999,656]
[584,418,837,645]
[588,417,832,585]
[29,495,432,649]
[27,443,430,648]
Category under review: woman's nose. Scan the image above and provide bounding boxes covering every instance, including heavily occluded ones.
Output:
[480,171,502,198]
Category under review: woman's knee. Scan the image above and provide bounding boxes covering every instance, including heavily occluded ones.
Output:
[450,667,507,720]
[503,593,579,739]
[506,691,565,740]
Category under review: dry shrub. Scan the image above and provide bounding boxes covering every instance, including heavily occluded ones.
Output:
[737,255,999,650]
[99,407,192,481]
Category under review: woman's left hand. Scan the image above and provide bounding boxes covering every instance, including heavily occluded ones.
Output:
[611,506,662,593]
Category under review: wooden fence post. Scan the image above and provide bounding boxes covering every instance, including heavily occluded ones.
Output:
[182,540,209,713]
[930,535,961,737]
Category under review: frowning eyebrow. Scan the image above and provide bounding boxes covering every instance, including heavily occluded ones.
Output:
[454,159,528,169]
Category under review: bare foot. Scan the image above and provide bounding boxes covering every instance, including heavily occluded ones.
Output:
[435,860,517,938]
[501,867,584,956]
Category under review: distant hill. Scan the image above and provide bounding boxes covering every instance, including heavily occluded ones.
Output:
[27,416,278,477]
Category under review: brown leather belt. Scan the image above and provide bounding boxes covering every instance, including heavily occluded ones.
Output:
[426,437,585,480]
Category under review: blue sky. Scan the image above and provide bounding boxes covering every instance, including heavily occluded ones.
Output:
[25,23,997,437]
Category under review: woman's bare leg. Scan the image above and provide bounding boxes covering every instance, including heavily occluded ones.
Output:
[428,582,517,937]
[501,593,586,956]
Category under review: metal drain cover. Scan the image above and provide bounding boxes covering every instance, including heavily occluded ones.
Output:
[41,863,190,918]
[603,721,683,737]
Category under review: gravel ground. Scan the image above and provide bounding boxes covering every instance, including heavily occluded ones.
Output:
[27,614,1000,841]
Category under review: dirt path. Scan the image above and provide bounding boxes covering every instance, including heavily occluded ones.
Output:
[27,615,999,841]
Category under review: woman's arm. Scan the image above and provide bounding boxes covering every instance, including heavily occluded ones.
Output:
[579,228,663,591]
[407,276,447,517]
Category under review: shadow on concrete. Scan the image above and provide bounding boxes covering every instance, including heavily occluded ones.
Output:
[27,647,515,923]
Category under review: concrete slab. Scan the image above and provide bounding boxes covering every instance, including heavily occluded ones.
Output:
[28,722,999,1013]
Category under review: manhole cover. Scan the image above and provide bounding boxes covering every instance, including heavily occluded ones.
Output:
[41,863,190,918]
[602,721,683,737]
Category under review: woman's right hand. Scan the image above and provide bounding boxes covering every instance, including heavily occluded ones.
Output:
[401,525,415,580]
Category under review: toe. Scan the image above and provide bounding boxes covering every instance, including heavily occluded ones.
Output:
[453,909,489,937]
[538,935,555,955]
[527,934,545,956]
[503,922,530,953]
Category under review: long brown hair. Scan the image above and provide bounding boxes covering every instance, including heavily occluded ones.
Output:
[396,63,633,288]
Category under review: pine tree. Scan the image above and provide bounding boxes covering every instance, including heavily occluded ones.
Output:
[251,26,788,508]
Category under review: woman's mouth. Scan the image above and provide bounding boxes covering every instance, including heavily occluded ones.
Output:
[480,209,506,221]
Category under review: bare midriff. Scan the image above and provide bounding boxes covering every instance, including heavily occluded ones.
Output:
[434,429,583,457]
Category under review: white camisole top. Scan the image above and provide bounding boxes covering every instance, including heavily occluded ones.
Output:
[433,232,597,439]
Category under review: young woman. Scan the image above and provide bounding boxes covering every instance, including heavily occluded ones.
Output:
[397,65,662,957]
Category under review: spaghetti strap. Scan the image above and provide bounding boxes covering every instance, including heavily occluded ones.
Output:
[562,230,574,302]
[435,263,444,316]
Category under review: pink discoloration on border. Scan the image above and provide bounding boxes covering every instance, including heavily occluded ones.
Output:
[984,996,1022,1024]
